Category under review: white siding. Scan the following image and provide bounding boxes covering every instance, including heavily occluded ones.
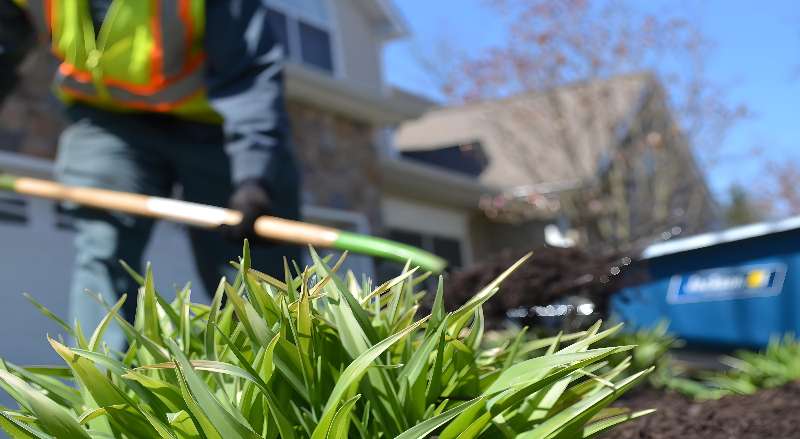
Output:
[333,0,384,91]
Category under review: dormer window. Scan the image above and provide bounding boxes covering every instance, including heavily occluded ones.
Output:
[266,0,336,74]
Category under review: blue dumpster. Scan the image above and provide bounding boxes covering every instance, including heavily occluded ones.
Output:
[613,217,800,349]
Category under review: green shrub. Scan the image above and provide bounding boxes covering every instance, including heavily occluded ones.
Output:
[601,321,683,374]
[662,334,800,400]
[0,244,651,438]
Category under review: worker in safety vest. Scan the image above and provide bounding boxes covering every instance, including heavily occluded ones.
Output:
[0,0,301,349]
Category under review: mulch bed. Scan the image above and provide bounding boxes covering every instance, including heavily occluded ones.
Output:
[445,246,643,326]
[608,382,800,438]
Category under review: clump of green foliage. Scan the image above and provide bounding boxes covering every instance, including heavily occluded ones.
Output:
[602,322,683,375]
[663,334,800,400]
[488,321,682,387]
[0,244,652,438]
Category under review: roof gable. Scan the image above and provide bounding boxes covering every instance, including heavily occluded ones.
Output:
[395,73,658,188]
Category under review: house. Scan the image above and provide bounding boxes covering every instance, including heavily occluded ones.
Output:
[394,73,719,251]
[0,1,716,369]
[0,0,501,368]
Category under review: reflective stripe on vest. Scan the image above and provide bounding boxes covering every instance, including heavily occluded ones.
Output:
[22,0,219,121]
[58,65,206,112]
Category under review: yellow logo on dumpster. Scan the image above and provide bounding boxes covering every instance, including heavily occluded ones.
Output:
[746,270,768,289]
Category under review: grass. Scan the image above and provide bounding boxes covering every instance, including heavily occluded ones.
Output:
[0,242,651,438]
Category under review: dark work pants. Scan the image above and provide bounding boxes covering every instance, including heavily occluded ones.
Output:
[54,105,301,350]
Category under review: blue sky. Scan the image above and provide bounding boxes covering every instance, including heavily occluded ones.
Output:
[384,0,800,200]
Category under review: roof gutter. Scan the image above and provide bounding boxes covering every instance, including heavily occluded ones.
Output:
[285,64,432,124]
[379,158,496,209]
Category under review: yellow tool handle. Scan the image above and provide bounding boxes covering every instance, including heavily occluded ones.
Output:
[0,174,448,272]
[10,176,338,246]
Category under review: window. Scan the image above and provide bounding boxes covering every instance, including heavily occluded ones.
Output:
[265,0,336,74]
[266,8,292,58]
[299,21,334,72]
[269,0,329,23]
[432,237,463,268]
[388,230,423,250]
[387,230,464,271]
[401,142,489,178]
[0,195,27,225]
[54,203,77,231]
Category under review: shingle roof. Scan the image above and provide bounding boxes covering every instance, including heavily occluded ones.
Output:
[394,73,657,189]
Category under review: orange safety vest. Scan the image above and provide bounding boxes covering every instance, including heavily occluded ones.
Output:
[15,0,221,123]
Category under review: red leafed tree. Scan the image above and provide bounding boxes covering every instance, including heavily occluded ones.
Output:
[417,0,748,252]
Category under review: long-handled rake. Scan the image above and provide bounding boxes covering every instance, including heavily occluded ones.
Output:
[0,172,447,273]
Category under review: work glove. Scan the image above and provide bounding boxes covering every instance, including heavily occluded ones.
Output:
[221,178,274,245]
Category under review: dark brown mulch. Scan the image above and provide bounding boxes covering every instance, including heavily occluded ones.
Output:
[608,382,800,438]
[444,246,644,326]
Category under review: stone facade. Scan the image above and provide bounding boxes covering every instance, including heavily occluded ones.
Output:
[287,101,383,231]
[0,48,63,159]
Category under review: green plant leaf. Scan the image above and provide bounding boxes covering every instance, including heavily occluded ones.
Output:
[0,370,90,438]
[0,410,54,439]
[167,339,261,439]
[23,294,74,337]
[1,362,81,408]
[88,294,126,352]
[395,397,484,439]
[142,264,163,344]
[582,409,656,438]
[485,348,629,394]
[49,338,159,438]
[449,253,531,331]
[520,367,654,438]
[437,395,487,439]
[327,394,360,439]
[311,316,428,439]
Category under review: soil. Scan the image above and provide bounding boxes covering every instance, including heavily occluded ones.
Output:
[608,382,800,438]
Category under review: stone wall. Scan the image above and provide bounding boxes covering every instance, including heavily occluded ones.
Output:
[287,100,383,231]
[0,48,63,159]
